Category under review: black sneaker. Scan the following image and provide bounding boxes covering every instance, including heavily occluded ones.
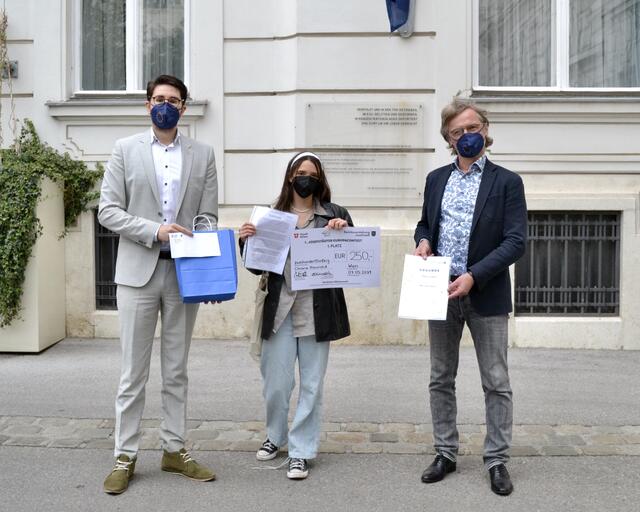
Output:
[287,458,308,479]
[256,439,279,461]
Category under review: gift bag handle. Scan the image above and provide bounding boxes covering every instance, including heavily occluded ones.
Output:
[193,215,214,232]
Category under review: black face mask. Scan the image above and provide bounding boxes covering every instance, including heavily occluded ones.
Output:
[292,175,320,198]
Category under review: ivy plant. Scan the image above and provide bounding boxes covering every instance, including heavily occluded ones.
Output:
[0,119,103,327]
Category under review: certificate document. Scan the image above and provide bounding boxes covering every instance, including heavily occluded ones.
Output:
[290,227,381,290]
[243,206,298,274]
[398,255,451,321]
[169,232,221,259]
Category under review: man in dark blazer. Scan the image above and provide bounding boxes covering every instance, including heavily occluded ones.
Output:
[414,99,527,496]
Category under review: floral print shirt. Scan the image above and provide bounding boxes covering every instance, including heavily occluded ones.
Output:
[436,155,486,276]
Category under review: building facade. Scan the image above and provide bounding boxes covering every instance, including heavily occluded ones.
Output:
[2,0,639,349]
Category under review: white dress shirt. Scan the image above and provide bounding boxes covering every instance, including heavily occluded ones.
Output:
[150,128,182,247]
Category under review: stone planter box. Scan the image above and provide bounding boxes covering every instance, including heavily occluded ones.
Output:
[0,178,66,352]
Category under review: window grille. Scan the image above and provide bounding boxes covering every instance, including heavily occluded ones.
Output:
[514,212,620,315]
[94,211,118,310]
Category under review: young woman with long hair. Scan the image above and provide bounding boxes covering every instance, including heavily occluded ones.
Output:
[239,151,352,480]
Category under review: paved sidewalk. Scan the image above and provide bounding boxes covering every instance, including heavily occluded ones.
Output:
[1,338,639,456]
[2,338,640,512]
[3,338,640,426]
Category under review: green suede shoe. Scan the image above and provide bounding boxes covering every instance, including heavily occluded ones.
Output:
[103,454,136,494]
[161,449,216,481]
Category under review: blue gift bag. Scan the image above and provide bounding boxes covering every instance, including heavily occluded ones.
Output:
[174,229,238,303]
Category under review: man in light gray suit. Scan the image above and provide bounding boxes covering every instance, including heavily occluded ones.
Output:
[99,75,217,494]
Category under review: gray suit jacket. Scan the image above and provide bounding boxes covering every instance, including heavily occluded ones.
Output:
[98,130,218,287]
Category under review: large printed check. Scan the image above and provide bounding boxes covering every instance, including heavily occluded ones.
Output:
[290,227,381,290]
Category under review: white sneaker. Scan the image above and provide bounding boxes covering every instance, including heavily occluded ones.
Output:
[287,458,308,479]
[256,439,279,461]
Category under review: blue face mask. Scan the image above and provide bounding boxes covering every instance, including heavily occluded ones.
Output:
[150,102,181,130]
[456,132,485,158]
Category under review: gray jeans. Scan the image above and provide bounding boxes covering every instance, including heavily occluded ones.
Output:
[428,295,512,469]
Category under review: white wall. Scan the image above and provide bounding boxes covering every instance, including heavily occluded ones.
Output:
[3,0,639,348]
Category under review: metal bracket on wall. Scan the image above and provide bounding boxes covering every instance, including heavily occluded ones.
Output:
[1,60,17,79]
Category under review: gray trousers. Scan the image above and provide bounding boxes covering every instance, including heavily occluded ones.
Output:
[114,259,199,457]
[428,295,512,469]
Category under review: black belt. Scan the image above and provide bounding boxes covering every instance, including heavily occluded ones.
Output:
[159,251,172,260]
[450,275,460,282]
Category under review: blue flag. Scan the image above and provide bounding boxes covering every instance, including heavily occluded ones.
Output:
[386,0,415,37]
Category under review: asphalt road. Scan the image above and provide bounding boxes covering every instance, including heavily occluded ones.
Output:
[2,448,639,512]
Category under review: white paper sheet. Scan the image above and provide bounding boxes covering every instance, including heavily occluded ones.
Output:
[169,231,221,259]
[398,255,451,321]
[244,206,298,274]
[290,227,381,290]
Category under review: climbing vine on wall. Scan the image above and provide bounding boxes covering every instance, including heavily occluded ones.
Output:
[0,120,103,327]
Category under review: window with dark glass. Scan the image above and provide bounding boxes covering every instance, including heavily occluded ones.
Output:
[94,211,118,310]
[82,1,126,90]
[478,0,640,88]
[569,0,640,87]
[81,0,185,92]
[479,0,553,87]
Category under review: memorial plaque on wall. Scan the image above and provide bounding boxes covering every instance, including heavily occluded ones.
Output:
[306,103,427,206]
[317,152,425,207]
[307,103,424,149]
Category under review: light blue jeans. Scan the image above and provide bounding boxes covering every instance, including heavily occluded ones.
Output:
[260,314,330,459]
[428,295,512,469]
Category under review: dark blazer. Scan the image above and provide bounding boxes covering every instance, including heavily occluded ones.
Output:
[414,158,527,316]
[240,202,353,342]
